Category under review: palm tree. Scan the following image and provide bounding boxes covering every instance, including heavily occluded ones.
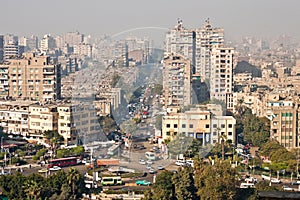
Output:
[67,168,81,197]
[219,133,227,161]
[23,180,40,200]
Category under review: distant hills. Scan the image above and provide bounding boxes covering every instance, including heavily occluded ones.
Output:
[234,61,262,77]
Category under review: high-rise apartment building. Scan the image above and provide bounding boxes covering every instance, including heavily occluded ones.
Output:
[0,53,61,102]
[210,47,234,111]
[195,19,224,79]
[4,41,19,60]
[40,34,56,53]
[64,32,83,47]
[0,35,3,63]
[163,53,191,107]
[164,19,224,77]
[164,19,196,72]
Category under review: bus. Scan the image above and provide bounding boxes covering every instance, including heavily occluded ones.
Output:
[107,144,120,156]
[48,157,77,168]
[145,152,156,161]
[101,176,122,186]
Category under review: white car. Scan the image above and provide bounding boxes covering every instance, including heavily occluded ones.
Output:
[146,160,153,165]
[271,178,281,184]
[146,165,152,170]
[139,159,146,165]
[283,185,294,191]
[49,166,61,171]
[175,160,186,166]
[245,177,257,183]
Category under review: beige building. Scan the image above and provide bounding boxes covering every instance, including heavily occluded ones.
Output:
[163,53,191,108]
[57,103,101,145]
[210,47,234,111]
[28,104,58,138]
[0,53,61,102]
[267,100,300,149]
[162,106,236,145]
[0,101,29,136]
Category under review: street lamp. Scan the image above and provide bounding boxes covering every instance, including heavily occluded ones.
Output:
[1,137,3,152]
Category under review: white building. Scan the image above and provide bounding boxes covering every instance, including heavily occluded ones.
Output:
[210,47,234,111]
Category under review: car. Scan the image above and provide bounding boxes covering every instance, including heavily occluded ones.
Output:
[146,160,153,165]
[149,168,156,174]
[290,181,300,186]
[271,179,281,184]
[283,185,294,191]
[38,168,48,173]
[175,160,186,166]
[139,159,146,165]
[49,166,61,171]
[157,165,164,170]
[186,160,194,167]
[245,177,258,183]
[136,180,151,186]
[146,165,152,170]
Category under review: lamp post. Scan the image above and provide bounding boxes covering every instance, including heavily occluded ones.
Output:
[1,137,3,152]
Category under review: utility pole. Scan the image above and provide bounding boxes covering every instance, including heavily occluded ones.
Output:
[297,149,299,179]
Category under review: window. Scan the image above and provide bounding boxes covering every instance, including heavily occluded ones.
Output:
[228,124,232,128]
[174,124,178,128]
[166,124,170,128]
[166,132,170,136]
[221,124,225,128]
[189,124,193,128]
[182,124,186,128]
[213,124,217,128]
[206,124,209,128]
[228,132,232,136]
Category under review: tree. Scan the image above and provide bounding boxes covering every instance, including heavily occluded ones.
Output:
[67,168,81,197]
[66,168,86,199]
[23,179,41,200]
[194,160,237,200]
[155,114,162,131]
[173,167,197,200]
[152,170,175,200]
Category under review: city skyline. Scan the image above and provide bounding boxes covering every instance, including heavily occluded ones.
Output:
[1,0,300,42]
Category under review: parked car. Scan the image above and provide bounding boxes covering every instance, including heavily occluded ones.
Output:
[146,160,153,165]
[283,185,294,191]
[136,180,151,186]
[271,179,281,184]
[245,177,258,183]
[157,165,164,170]
[38,168,48,173]
[139,159,146,165]
[49,166,61,171]
[175,160,186,166]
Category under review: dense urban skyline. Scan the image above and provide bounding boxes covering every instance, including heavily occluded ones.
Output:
[1,0,300,41]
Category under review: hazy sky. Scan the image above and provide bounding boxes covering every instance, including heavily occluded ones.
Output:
[1,0,300,41]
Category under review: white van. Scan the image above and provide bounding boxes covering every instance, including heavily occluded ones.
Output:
[240,182,255,188]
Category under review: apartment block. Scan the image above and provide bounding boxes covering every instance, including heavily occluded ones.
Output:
[57,103,101,145]
[0,101,30,136]
[1,53,61,102]
[28,104,58,137]
[267,100,300,149]
[162,106,236,145]
[0,35,3,63]
[163,53,191,107]
[210,47,234,111]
